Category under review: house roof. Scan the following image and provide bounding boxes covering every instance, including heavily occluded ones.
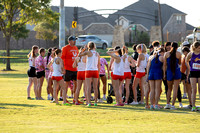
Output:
[51,6,108,29]
[107,0,186,30]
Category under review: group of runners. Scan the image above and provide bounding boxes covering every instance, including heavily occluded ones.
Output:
[26,35,200,111]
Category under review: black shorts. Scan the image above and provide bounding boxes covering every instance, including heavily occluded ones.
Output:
[190,71,200,78]
[181,73,186,80]
[27,67,37,77]
[64,70,77,81]
[99,74,105,77]
[36,70,45,78]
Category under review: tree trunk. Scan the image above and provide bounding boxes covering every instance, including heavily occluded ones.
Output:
[6,36,11,70]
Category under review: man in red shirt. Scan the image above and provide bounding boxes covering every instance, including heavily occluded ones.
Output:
[61,36,79,103]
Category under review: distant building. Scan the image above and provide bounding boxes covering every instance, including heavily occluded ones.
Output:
[0,0,195,50]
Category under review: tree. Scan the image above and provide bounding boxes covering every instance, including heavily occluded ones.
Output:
[12,24,30,47]
[34,21,59,48]
[0,0,59,70]
[133,30,150,46]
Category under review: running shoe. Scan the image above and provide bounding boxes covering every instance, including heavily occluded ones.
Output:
[75,102,80,105]
[103,96,107,101]
[66,100,71,104]
[94,103,98,106]
[27,97,34,100]
[73,99,83,104]
[150,105,154,110]
[120,103,124,106]
[197,107,200,111]
[51,100,56,103]
[170,106,177,110]
[138,101,144,104]
[164,104,171,109]
[87,103,91,107]
[114,104,121,106]
[97,99,103,103]
[145,105,150,109]
[81,96,85,98]
[179,103,183,108]
[59,97,63,101]
[130,101,139,105]
[63,103,72,106]
[47,96,52,100]
[83,98,87,101]
[124,102,128,105]
[38,97,44,100]
[186,105,192,109]
[182,96,187,99]
[56,103,61,106]
[154,105,160,110]
[35,97,39,100]
[191,107,196,111]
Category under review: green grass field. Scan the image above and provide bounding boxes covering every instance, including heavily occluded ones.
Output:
[0,49,200,133]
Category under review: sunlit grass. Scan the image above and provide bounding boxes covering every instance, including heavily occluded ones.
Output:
[0,49,200,132]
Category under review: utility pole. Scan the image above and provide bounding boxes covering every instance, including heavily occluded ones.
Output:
[158,0,164,45]
[59,0,65,49]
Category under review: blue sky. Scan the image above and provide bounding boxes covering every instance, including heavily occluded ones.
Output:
[50,0,200,27]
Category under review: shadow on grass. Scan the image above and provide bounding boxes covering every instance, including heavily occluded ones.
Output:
[81,103,200,114]
[0,103,44,108]
[0,73,27,78]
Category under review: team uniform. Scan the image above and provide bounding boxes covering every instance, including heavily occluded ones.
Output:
[85,50,99,78]
[77,57,86,80]
[166,57,181,81]
[27,56,37,77]
[61,44,79,81]
[189,53,200,78]
[135,53,148,78]
[148,55,163,80]
[124,54,132,79]
[44,56,52,79]
[35,55,45,78]
[112,56,124,81]
[51,57,63,81]
[99,58,108,77]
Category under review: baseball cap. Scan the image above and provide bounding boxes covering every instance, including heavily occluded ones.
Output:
[68,36,77,41]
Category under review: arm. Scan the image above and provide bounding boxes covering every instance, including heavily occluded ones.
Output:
[97,54,101,74]
[128,56,136,67]
[47,59,54,72]
[136,54,142,67]
[105,59,110,79]
[185,52,192,77]
[72,57,80,68]
[163,53,167,80]
[60,58,66,75]
[109,58,114,71]
[146,56,152,80]
[106,50,120,60]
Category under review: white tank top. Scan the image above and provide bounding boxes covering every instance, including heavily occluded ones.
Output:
[28,56,34,67]
[136,53,147,72]
[78,57,86,71]
[124,54,131,72]
[113,56,124,76]
[86,50,98,71]
[52,58,63,77]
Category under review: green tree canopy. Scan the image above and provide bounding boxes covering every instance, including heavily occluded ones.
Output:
[0,0,59,70]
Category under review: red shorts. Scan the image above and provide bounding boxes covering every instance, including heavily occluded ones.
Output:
[52,76,63,81]
[77,71,85,80]
[111,72,113,79]
[124,72,132,79]
[135,72,146,79]
[85,70,99,78]
[112,74,124,81]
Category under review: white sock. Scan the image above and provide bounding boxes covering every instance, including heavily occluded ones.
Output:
[48,94,50,97]
[103,94,106,98]
[60,97,63,99]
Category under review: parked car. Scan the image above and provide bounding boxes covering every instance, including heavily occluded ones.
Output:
[76,35,108,50]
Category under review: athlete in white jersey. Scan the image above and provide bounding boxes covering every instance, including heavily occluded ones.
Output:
[26,45,39,100]
[131,44,148,105]
[78,42,100,106]
[107,46,126,106]
[122,46,136,104]
[48,49,68,105]
[73,49,87,105]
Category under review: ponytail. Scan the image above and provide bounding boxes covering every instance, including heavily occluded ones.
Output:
[46,48,52,64]
[170,42,178,75]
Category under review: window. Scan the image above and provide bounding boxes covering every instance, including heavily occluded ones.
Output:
[176,15,182,24]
